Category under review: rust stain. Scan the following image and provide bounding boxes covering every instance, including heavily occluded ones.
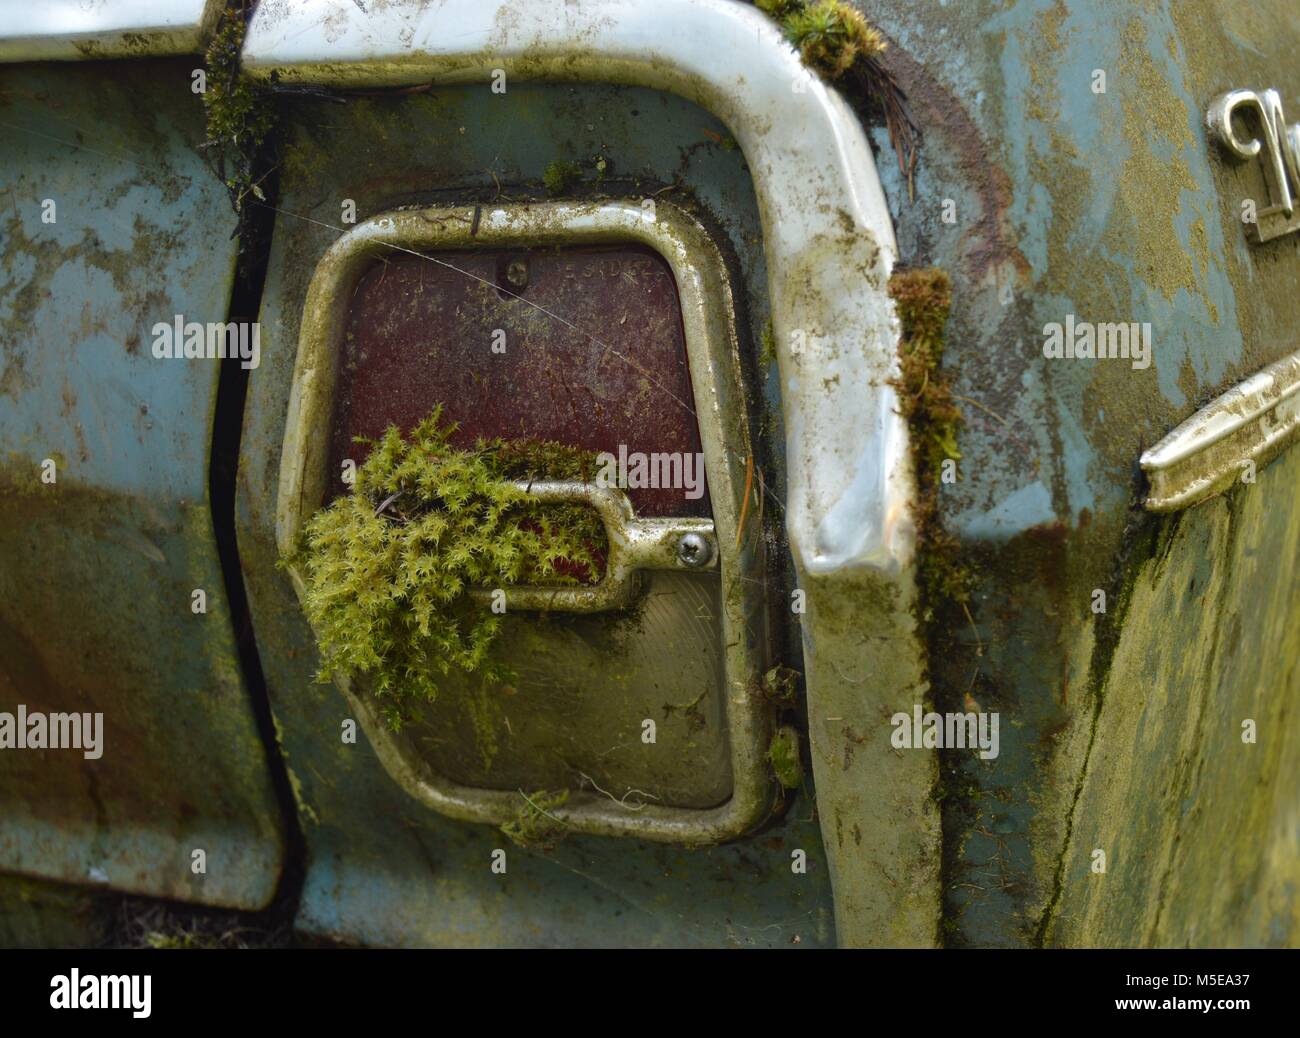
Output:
[879,42,1031,286]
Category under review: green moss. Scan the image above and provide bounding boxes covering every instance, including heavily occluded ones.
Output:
[780,0,885,79]
[0,453,63,497]
[758,319,778,368]
[293,406,607,735]
[463,680,503,772]
[542,160,581,196]
[760,664,801,706]
[755,1,917,195]
[500,789,570,849]
[202,3,275,212]
[756,0,804,16]
[768,724,803,789]
[890,270,960,472]
[888,268,972,613]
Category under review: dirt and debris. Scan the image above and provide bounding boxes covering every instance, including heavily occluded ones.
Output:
[109,898,293,949]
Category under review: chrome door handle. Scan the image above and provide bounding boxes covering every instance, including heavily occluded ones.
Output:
[469,481,717,613]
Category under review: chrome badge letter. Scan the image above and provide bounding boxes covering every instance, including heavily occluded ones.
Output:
[1208,88,1300,243]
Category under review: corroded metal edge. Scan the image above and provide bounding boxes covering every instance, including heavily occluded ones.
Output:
[1142,349,1300,512]
[278,199,774,844]
[0,0,221,61]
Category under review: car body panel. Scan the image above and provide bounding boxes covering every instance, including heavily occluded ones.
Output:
[0,60,284,909]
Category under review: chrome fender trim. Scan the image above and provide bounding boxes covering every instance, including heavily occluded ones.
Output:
[0,1,221,62]
[1143,349,1300,511]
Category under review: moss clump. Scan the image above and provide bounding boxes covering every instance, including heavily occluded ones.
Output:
[201,3,275,212]
[760,664,801,706]
[542,160,581,196]
[296,407,607,733]
[781,0,885,78]
[888,268,972,611]
[891,270,960,471]
[756,0,918,196]
[756,0,805,17]
[768,725,803,790]
[500,789,570,849]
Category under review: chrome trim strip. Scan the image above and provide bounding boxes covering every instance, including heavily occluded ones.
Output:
[1142,349,1300,511]
[0,0,220,62]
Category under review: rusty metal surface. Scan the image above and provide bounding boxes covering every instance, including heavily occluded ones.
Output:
[0,61,283,908]
[4,0,1296,950]
[4,0,1294,951]
[332,244,707,517]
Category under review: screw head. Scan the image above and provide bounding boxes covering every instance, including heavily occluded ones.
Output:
[505,258,529,289]
[676,532,713,568]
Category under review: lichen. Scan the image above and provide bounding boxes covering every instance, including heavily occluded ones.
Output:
[888,268,972,613]
[768,724,803,790]
[293,407,607,735]
[500,789,570,849]
[201,2,275,213]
